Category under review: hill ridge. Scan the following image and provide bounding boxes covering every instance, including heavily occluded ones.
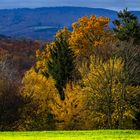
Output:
[0,7,139,40]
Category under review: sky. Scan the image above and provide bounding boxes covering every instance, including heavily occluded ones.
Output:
[0,0,140,11]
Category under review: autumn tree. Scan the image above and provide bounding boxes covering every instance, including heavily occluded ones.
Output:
[69,15,116,65]
[47,84,90,130]
[82,57,121,129]
[21,69,57,130]
[21,68,90,130]
[82,56,140,129]
[55,27,71,41]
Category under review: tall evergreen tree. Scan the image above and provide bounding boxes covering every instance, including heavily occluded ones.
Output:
[47,37,76,100]
[113,8,140,43]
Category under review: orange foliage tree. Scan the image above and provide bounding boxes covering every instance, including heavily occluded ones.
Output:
[69,15,116,64]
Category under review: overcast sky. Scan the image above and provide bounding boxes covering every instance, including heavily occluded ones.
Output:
[0,0,140,11]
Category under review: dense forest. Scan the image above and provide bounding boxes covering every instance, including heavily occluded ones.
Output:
[0,9,140,130]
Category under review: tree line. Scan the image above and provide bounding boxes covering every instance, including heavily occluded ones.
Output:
[0,9,140,130]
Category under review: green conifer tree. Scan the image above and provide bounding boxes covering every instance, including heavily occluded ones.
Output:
[47,37,76,100]
[113,8,140,43]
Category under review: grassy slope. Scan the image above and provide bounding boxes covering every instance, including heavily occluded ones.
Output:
[0,130,140,140]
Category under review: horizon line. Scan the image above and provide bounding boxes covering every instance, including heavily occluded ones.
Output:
[0,6,138,12]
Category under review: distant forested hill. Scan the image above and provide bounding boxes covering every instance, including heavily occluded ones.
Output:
[0,7,139,40]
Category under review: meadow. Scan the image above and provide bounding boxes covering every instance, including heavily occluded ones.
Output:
[0,130,140,140]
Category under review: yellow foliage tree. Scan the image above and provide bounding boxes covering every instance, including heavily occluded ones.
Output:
[47,83,92,130]
[21,68,58,130]
[21,68,90,130]
[55,27,71,41]
[82,56,140,129]
[36,42,54,77]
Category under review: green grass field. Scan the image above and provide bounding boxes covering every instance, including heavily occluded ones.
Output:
[0,130,140,140]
